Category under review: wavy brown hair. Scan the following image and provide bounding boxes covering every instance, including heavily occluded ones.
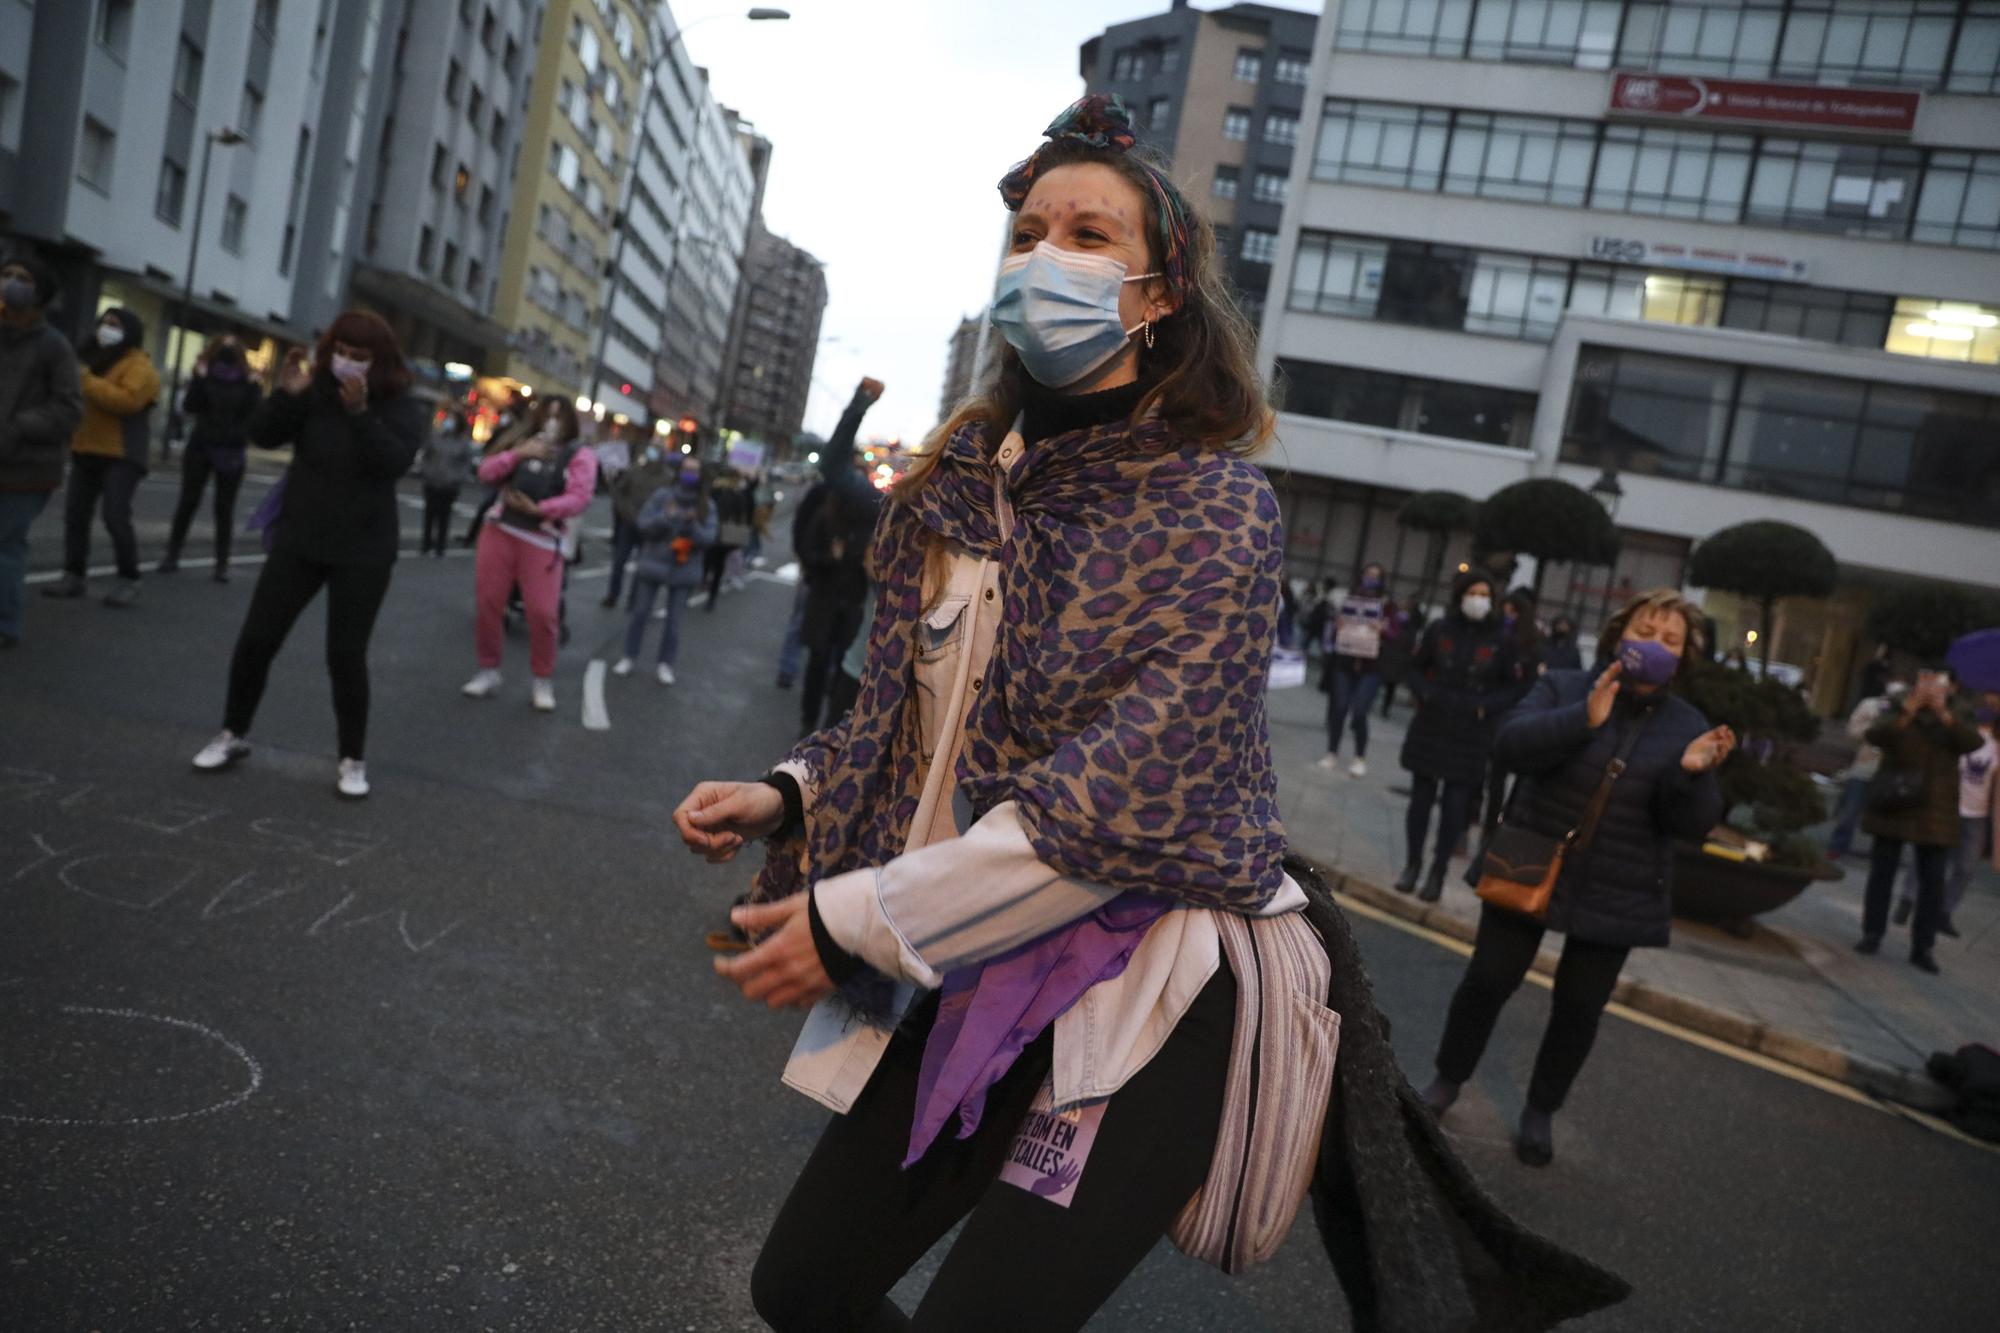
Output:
[314,309,411,399]
[897,140,1271,500]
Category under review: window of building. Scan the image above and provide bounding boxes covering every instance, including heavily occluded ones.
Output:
[1274,48,1312,84]
[604,70,622,110]
[279,126,309,275]
[595,119,616,164]
[1263,111,1299,147]
[442,241,460,286]
[467,258,484,299]
[1158,42,1181,74]
[1442,111,1596,207]
[1147,96,1171,130]
[173,35,204,105]
[1110,48,1146,81]
[1884,298,2000,364]
[1618,1,1786,78]
[1726,367,1870,503]
[478,184,494,224]
[1911,151,2000,249]
[1288,232,1385,318]
[584,178,606,215]
[491,110,506,149]
[254,0,280,36]
[1235,48,1264,82]
[1589,124,1753,223]
[447,60,463,106]
[1746,138,1922,239]
[469,84,485,128]
[1277,357,1537,448]
[1774,1,1957,88]
[239,84,264,141]
[154,156,187,224]
[1253,169,1289,204]
[573,17,600,71]
[455,163,471,199]
[504,35,521,76]
[418,225,436,272]
[1721,280,1892,348]
[481,6,498,53]
[1241,228,1278,265]
[1467,0,1625,64]
[431,142,448,189]
[1948,7,2000,93]
[96,0,135,60]
[1314,100,1449,189]
[1212,165,1240,199]
[1223,107,1251,142]
[220,195,248,254]
[614,10,634,60]
[1563,347,1736,483]
[1463,250,1572,339]
[1376,239,1471,328]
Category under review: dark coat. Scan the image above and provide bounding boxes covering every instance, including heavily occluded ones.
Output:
[1861,701,1984,847]
[183,374,262,460]
[1540,636,1583,673]
[1488,671,1724,949]
[0,314,82,493]
[1400,608,1518,786]
[250,376,423,567]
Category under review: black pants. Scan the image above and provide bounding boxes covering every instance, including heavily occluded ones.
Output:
[461,490,496,545]
[420,486,458,555]
[703,543,738,609]
[824,667,861,730]
[605,512,639,605]
[1863,835,1949,956]
[1405,773,1477,873]
[801,596,863,732]
[167,448,245,566]
[224,548,394,760]
[1479,761,1511,843]
[1435,903,1630,1113]
[63,453,144,580]
[752,964,1236,1333]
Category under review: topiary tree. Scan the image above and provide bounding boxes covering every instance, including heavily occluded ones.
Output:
[1677,657,1826,871]
[1473,478,1619,599]
[1864,583,2000,662]
[1397,490,1478,616]
[1686,521,1837,676]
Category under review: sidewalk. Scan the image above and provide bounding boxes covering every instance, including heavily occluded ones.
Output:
[1268,675,2000,1112]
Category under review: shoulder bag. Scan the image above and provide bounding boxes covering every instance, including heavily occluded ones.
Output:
[1475,715,1650,920]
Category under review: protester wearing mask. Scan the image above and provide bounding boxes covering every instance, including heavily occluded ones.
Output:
[191,312,424,798]
[44,306,157,607]
[795,378,882,734]
[1856,664,1984,974]
[417,413,475,557]
[1423,590,1731,1166]
[463,398,596,711]
[1397,569,1517,900]
[604,431,675,608]
[1828,673,1910,859]
[614,459,714,685]
[1478,587,1545,842]
[1893,689,1998,937]
[1543,614,1583,672]
[0,253,83,648]
[160,338,262,581]
[1314,561,1394,778]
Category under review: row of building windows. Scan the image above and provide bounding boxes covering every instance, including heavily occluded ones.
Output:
[1211,166,1291,204]
[1333,0,2000,94]
[1224,107,1299,144]
[1565,344,2000,526]
[1315,99,2000,249]
[1289,229,2000,362]
[1276,357,1540,447]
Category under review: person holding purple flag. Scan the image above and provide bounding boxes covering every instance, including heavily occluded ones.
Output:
[671,96,1629,1333]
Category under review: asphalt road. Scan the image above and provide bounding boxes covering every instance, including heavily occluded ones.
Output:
[3,474,1997,1331]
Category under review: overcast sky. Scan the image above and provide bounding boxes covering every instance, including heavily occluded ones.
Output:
[691,0,1203,446]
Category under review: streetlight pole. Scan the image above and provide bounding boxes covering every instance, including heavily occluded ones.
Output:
[581,7,788,419]
[163,126,247,457]
[1590,460,1625,630]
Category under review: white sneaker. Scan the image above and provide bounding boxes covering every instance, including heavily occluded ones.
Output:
[1314,753,1340,772]
[336,759,370,799]
[656,663,676,686]
[462,668,503,698]
[532,678,556,712]
[192,731,250,772]
[1348,758,1368,779]
[612,657,634,676]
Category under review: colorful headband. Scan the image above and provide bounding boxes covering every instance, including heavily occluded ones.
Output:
[997,94,1194,302]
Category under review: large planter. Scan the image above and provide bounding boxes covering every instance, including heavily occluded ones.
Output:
[1672,843,1816,935]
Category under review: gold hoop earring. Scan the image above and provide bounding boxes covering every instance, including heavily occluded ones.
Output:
[1142,319,1155,350]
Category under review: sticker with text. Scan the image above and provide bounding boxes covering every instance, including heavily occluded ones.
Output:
[997,1077,1108,1209]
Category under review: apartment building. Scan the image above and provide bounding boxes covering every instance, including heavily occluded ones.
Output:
[938,315,982,418]
[715,218,826,451]
[1081,0,1319,326]
[1260,0,2000,708]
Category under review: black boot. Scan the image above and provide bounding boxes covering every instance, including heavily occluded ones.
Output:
[1910,950,1941,975]
[1393,862,1420,894]
[1419,1076,1460,1117]
[1417,861,1447,903]
[1516,1107,1555,1167]
[1892,898,1913,926]
[157,547,181,574]
[1854,935,1881,955]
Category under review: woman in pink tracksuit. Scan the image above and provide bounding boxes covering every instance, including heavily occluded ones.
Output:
[461,398,596,712]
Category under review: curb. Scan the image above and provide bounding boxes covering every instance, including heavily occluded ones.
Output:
[1299,856,1954,1115]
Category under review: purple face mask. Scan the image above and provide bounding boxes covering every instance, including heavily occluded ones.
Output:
[1618,636,1681,686]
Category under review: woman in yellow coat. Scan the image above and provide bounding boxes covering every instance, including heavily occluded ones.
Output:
[43,305,158,607]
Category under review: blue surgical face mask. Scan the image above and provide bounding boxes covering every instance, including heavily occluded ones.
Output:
[989,241,1160,389]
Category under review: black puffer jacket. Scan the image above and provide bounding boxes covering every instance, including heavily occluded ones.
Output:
[1489,670,1724,949]
[1400,578,1517,786]
[250,375,423,566]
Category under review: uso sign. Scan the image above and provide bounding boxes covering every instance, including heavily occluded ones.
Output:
[1609,73,1919,135]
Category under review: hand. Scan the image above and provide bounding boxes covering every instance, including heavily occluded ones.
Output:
[712,895,833,1010]
[1586,662,1623,728]
[277,353,312,395]
[858,377,884,403]
[673,780,786,864]
[1681,725,1737,773]
[499,487,541,517]
[337,371,368,414]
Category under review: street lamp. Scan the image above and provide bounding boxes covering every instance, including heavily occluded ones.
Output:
[581,8,789,415]
[163,126,248,456]
[1589,463,1624,628]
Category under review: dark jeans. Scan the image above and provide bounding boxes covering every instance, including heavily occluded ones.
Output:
[752,964,1236,1333]
[63,453,144,580]
[776,580,809,683]
[1863,835,1948,956]
[605,513,640,604]
[1826,777,1869,857]
[1324,666,1382,758]
[224,548,394,760]
[1435,903,1630,1113]
[167,447,245,566]
[1379,681,1397,718]
[801,596,864,732]
[703,543,739,609]
[1405,773,1477,872]
[624,578,692,666]
[419,486,458,554]
[0,490,51,639]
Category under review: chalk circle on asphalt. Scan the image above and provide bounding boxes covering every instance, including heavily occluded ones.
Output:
[0,1005,264,1128]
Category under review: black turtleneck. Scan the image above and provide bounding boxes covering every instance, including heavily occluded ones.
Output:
[1018,375,1148,447]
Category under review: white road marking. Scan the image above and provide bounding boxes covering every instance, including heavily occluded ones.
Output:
[581,659,610,732]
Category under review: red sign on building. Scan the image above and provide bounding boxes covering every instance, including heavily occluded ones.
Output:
[1609,73,1920,135]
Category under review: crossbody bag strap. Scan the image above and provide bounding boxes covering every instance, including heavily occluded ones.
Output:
[1563,714,1653,854]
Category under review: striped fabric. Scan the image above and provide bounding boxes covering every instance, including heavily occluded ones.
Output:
[1170,908,1339,1274]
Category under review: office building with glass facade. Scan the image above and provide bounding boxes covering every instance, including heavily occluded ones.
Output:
[1260,0,2000,710]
